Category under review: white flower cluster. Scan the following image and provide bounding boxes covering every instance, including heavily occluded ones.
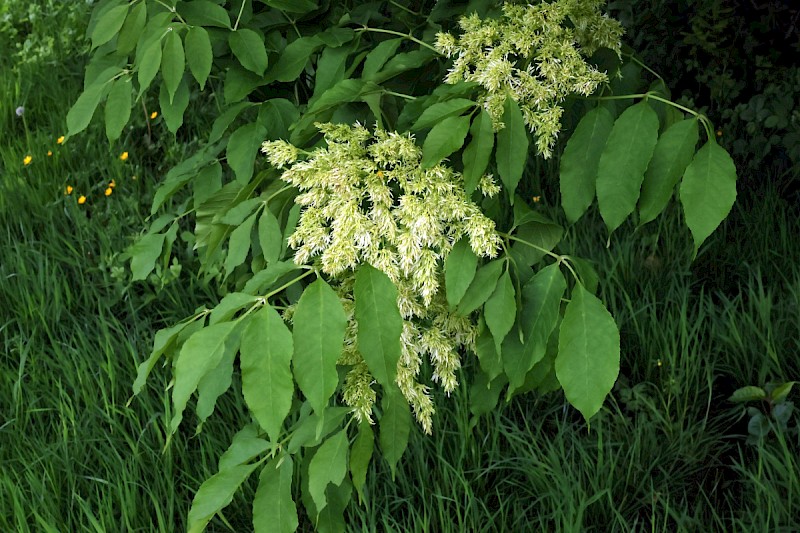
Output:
[262,124,502,433]
[435,0,623,158]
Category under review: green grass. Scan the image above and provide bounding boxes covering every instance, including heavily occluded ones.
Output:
[1,10,798,532]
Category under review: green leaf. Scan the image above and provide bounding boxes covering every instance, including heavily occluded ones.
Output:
[254,456,298,533]
[104,77,132,142]
[596,101,660,233]
[679,141,737,252]
[496,98,528,202]
[445,238,478,310]
[371,48,436,84]
[505,264,565,392]
[129,232,166,281]
[270,36,321,83]
[510,219,563,266]
[91,4,129,49]
[362,38,403,80]
[241,306,294,442]
[354,264,402,387]
[243,261,300,295]
[379,388,410,480]
[159,77,190,133]
[67,81,106,137]
[137,37,162,93]
[462,109,495,195]
[474,323,504,380]
[209,102,254,144]
[484,270,516,353]
[349,423,373,504]
[218,198,261,226]
[132,318,196,395]
[230,28,269,76]
[287,406,350,454]
[225,66,263,104]
[209,292,257,325]
[556,284,620,421]
[227,122,268,183]
[728,386,768,403]
[224,212,257,278]
[171,321,239,432]
[421,114,471,168]
[559,106,614,223]
[187,463,259,533]
[259,99,300,141]
[177,0,231,28]
[218,425,270,470]
[771,382,796,404]
[116,2,147,55]
[638,118,699,225]
[258,209,282,264]
[195,338,237,427]
[314,478,351,533]
[411,99,476,131]
[313,45,351,99]
[455,259,504,316]
[161,30,185,104]
[185,26,213,89]
[265,0,318,13]
[293,279,347,415]
[308,430,349,513]
[469,371,507,417]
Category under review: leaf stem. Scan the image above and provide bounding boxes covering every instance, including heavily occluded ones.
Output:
[498,232,580,283]
[356,27,439,54]
[233,0,247,31]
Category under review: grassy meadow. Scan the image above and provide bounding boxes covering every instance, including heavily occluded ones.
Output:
[1,4,798,532]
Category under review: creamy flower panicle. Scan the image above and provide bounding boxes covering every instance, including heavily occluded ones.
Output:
[262,123,501,433]
[435,0,623,158]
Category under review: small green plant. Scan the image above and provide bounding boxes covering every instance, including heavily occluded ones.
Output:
[68,0,738,530]
[730,381,797,445]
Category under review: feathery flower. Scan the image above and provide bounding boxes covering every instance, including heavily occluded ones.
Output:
[15,106,24,117]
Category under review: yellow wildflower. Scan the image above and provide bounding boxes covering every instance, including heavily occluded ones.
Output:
[716,130,723,137]
[47,150,53,157]
[119,151,129,161]
[105,187,113,197]
[57,136,65,144]
[78,195,86,204]
[65,185,74,195]
[132,175,137,181]
[150,111,158,119]
[109,179,116,188]
[532,195,541,203]
[23,155,32,166]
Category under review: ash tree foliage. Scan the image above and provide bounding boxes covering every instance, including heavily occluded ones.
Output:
[71,0,738,530]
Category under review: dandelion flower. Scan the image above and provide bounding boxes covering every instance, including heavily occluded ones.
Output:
[78,195,86,204]
[47,150,53,157]
[150,111,158,119]
[65,185,74,195]
[57,136,65,144]
[119,151,129,161]
[105,187,113,197]
[109,179,116,188]
[23,155,32,166]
